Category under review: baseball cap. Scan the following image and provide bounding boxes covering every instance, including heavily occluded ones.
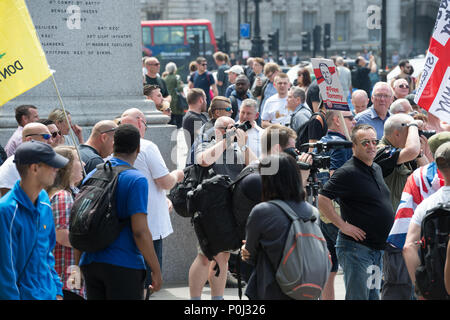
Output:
[14,141,69,168]
[225,65,244,75]
[435,141,450,169]
[428,132,450,156]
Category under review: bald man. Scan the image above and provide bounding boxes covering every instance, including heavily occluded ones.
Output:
[0,123,52,196]
[120,108,183,295]
[78,120,118,174]
[351,89,369,114]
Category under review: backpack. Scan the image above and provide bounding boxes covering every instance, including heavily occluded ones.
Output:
[415,202,450,300]
[269,200,332,300]
[295,111,326,151]
[168,164,213,218]
[69,161,133,252]
[187,173,241,263]
[231,163,260,242]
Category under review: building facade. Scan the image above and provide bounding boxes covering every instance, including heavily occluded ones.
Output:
[140,0,439,64]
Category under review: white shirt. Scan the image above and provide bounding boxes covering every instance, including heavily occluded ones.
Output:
[411,186,450,226]
[133,138,172,240]
[244,124,264,158]
[0,155,20,190]
[260,94,290,126]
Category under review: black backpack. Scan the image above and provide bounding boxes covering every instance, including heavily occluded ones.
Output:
[415,202,450,300]
[69,161,132,252]
[168,164,213,218]
[187,173,241,263]
[295,112,326,151]
[231,163,261,242]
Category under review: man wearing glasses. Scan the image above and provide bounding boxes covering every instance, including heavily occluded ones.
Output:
[144,57,170,99]
[392,78,410,100]
[373,113,428,300]
[0,123,54,197]
[355,82,393,139]
[318,124,394,300]
[391,60,415,93]
[78,120,118,175]
[188,57,218,110]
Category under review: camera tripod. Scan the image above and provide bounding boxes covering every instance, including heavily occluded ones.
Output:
[304,166,324,208]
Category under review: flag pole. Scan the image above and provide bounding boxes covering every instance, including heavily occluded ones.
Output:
[50,72,86,177]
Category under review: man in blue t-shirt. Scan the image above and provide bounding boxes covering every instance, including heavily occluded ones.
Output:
[188,56,218,110]
[79,124,162,300]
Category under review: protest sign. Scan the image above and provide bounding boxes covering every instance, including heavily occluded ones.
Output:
[311,58,350,112]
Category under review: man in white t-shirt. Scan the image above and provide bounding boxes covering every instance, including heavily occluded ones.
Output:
[238,99,264,158]
[120,108,184,294]
[0,123,54,196]
[403,141,450,291]
[261,73,291,128]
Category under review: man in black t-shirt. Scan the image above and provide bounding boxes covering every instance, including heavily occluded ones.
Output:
[318,124,394,300]
[144,57,170,98]
[306,80,321,113]
[182,89,208,164]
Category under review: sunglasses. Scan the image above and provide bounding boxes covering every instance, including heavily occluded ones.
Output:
[360,139,379,147]
[201,63,208,66]
[51,131,61,138]
[26,133,51,140]
[215,107,232,112]
[138,117,148,130]
[343,115,355,120]
[100,128,116,134]
[398,84,409,89]
[149,63,160,66]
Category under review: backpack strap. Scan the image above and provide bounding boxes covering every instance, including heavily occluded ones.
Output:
[269,200,315,223]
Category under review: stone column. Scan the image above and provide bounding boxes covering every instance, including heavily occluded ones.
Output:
[0,0,197,284]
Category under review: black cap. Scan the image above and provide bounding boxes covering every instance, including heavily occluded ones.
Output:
[14,141,69,168]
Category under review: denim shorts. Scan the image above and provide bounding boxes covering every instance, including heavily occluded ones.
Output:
[336,233,384,300]
[320,220,339,272]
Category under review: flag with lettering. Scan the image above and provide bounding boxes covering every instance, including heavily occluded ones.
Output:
[0,0,51,106]
[414,0,450,122]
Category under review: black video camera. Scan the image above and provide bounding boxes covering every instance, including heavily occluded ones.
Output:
[283,147,331,171]
[419,130,436,139]
[234,120,252,132]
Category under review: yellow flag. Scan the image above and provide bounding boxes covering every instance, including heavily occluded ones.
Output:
[0,0,51,106]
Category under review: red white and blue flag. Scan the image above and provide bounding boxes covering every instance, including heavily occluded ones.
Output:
[387,163,444,249]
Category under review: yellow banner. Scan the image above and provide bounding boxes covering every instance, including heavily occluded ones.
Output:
[0,0,51,106]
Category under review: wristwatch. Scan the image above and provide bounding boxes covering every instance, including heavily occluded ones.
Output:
[407,122,418,128]
[240,144,248,152]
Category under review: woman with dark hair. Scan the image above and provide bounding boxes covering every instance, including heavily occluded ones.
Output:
[296,67,312,93]
[242,153,319,300]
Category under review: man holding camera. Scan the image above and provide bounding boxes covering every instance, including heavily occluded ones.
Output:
[373,113,428,300]
[189,116,257,300]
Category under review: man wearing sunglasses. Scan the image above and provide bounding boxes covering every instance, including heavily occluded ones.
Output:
[390,60,415,93]
[188,57,218,109]
[144,57,170,99]
[318,124,394,300]
[392,78,410,100]
[0,123,54,197]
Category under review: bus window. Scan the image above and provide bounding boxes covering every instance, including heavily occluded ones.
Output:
[142,26,152,46]
[153,26,184,45]
[186,25,211,44]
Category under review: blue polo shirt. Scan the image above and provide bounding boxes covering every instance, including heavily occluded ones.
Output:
[79,158,149,270]
[355,107,390,139]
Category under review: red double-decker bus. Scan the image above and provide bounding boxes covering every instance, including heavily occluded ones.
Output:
[141,19,218,79]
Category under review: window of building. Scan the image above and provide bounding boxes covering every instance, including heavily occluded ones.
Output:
[215,12,228,37]
[272,11,287,41]
[303,11,317,32]
[335,11,350,42]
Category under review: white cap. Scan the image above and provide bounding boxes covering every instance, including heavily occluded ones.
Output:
[225,65,244,75]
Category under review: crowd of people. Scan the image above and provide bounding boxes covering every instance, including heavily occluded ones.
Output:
[0,49,449,301]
